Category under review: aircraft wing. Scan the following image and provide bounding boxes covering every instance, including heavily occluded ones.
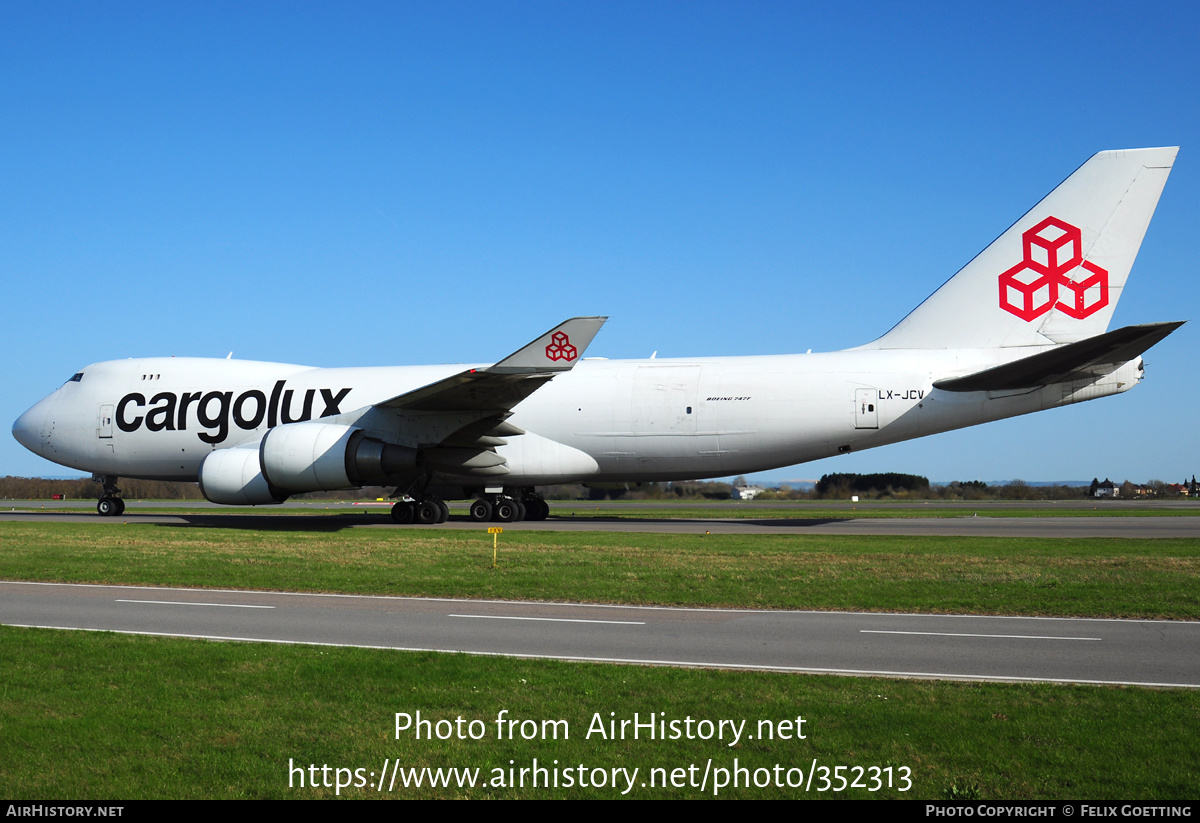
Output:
[933,322,1183,392]
[378,316,607,413]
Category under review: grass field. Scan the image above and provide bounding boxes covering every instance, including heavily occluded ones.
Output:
[1,521,1197,618]
[1,518,1197,799]
[3,625,1197,799]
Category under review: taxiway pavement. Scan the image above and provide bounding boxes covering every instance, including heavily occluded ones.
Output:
[3,581,1197,688]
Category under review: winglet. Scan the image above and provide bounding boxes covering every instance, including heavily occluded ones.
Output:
[375,316,607,411]
[487,317,607,374]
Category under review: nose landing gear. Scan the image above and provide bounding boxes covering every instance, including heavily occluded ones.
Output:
[97,496,125,516]
[93,475,126,516]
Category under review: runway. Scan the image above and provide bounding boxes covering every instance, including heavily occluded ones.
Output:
[3,581,1198,688]
[4,508,1200,537]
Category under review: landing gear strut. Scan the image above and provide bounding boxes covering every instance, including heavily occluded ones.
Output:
[93,475,125,517]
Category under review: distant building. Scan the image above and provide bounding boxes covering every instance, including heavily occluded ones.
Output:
[1093,479,1118,498]
[732,485,765,500]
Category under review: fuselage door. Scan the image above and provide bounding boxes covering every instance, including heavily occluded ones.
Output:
[97,404,114,439]
[631,365,701,435]
[854,389,878,430]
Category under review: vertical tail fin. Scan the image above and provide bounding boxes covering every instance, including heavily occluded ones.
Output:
[864,147,1177,350]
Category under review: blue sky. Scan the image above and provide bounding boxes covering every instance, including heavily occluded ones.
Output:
[3,1,1197,484]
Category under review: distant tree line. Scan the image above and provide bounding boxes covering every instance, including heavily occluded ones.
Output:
[2,474,1193,503]
[814,472,929,497]
[755,477,1147,502]
[0,476,205,501]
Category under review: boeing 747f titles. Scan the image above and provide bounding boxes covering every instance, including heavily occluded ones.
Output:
[13,148,1183,523]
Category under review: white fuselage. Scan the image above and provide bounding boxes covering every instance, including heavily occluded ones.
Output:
[12,347,1139,488]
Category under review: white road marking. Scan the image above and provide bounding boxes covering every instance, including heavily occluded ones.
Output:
[115,599,275,609]
[449,614,643,625]
[861,630,1099,641]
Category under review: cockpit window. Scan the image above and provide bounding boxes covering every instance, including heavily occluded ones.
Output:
[66,373,84,384]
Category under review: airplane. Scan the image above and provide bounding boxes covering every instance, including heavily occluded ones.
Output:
[12,147,1183,524]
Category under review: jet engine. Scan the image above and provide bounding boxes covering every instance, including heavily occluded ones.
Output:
[198,422,418,505]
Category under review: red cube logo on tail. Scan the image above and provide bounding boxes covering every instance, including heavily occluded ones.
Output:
[545,331,578,361]
[999,216,1108,321]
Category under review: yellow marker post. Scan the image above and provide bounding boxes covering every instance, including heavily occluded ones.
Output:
[488,526,503,567]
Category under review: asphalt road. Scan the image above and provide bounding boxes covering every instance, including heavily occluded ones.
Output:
[3,581,1198,688]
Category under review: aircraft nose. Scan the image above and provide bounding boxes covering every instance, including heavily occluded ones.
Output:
[12,400,50,454]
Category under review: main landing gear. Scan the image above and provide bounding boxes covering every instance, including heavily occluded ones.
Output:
[467,494,549,523]
[94,475,126,517]
[390,497,450,525]
[386,490,550,525]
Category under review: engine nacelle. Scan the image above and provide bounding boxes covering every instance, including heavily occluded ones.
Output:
[198,422,419,505]
[199,447,289,505]
[261,421,359,491]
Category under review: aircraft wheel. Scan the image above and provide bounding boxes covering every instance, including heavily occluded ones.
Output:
[97,497,119,517]
[415,501,442,525]
[469,499,493,522]
[493,498,518,522]
[390,501,415,524]
[435,499,450,523]
[525,499,548,521]
[115,498,126,516]
[516,501,527,521]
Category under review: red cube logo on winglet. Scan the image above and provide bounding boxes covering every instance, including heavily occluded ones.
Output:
[545,331,578,361]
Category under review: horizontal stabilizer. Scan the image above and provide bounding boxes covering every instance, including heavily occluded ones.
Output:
[933,322,1183,392]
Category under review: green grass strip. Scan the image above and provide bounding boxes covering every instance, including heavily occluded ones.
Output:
[1,626,1196,799]
[2,522,1198,618]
